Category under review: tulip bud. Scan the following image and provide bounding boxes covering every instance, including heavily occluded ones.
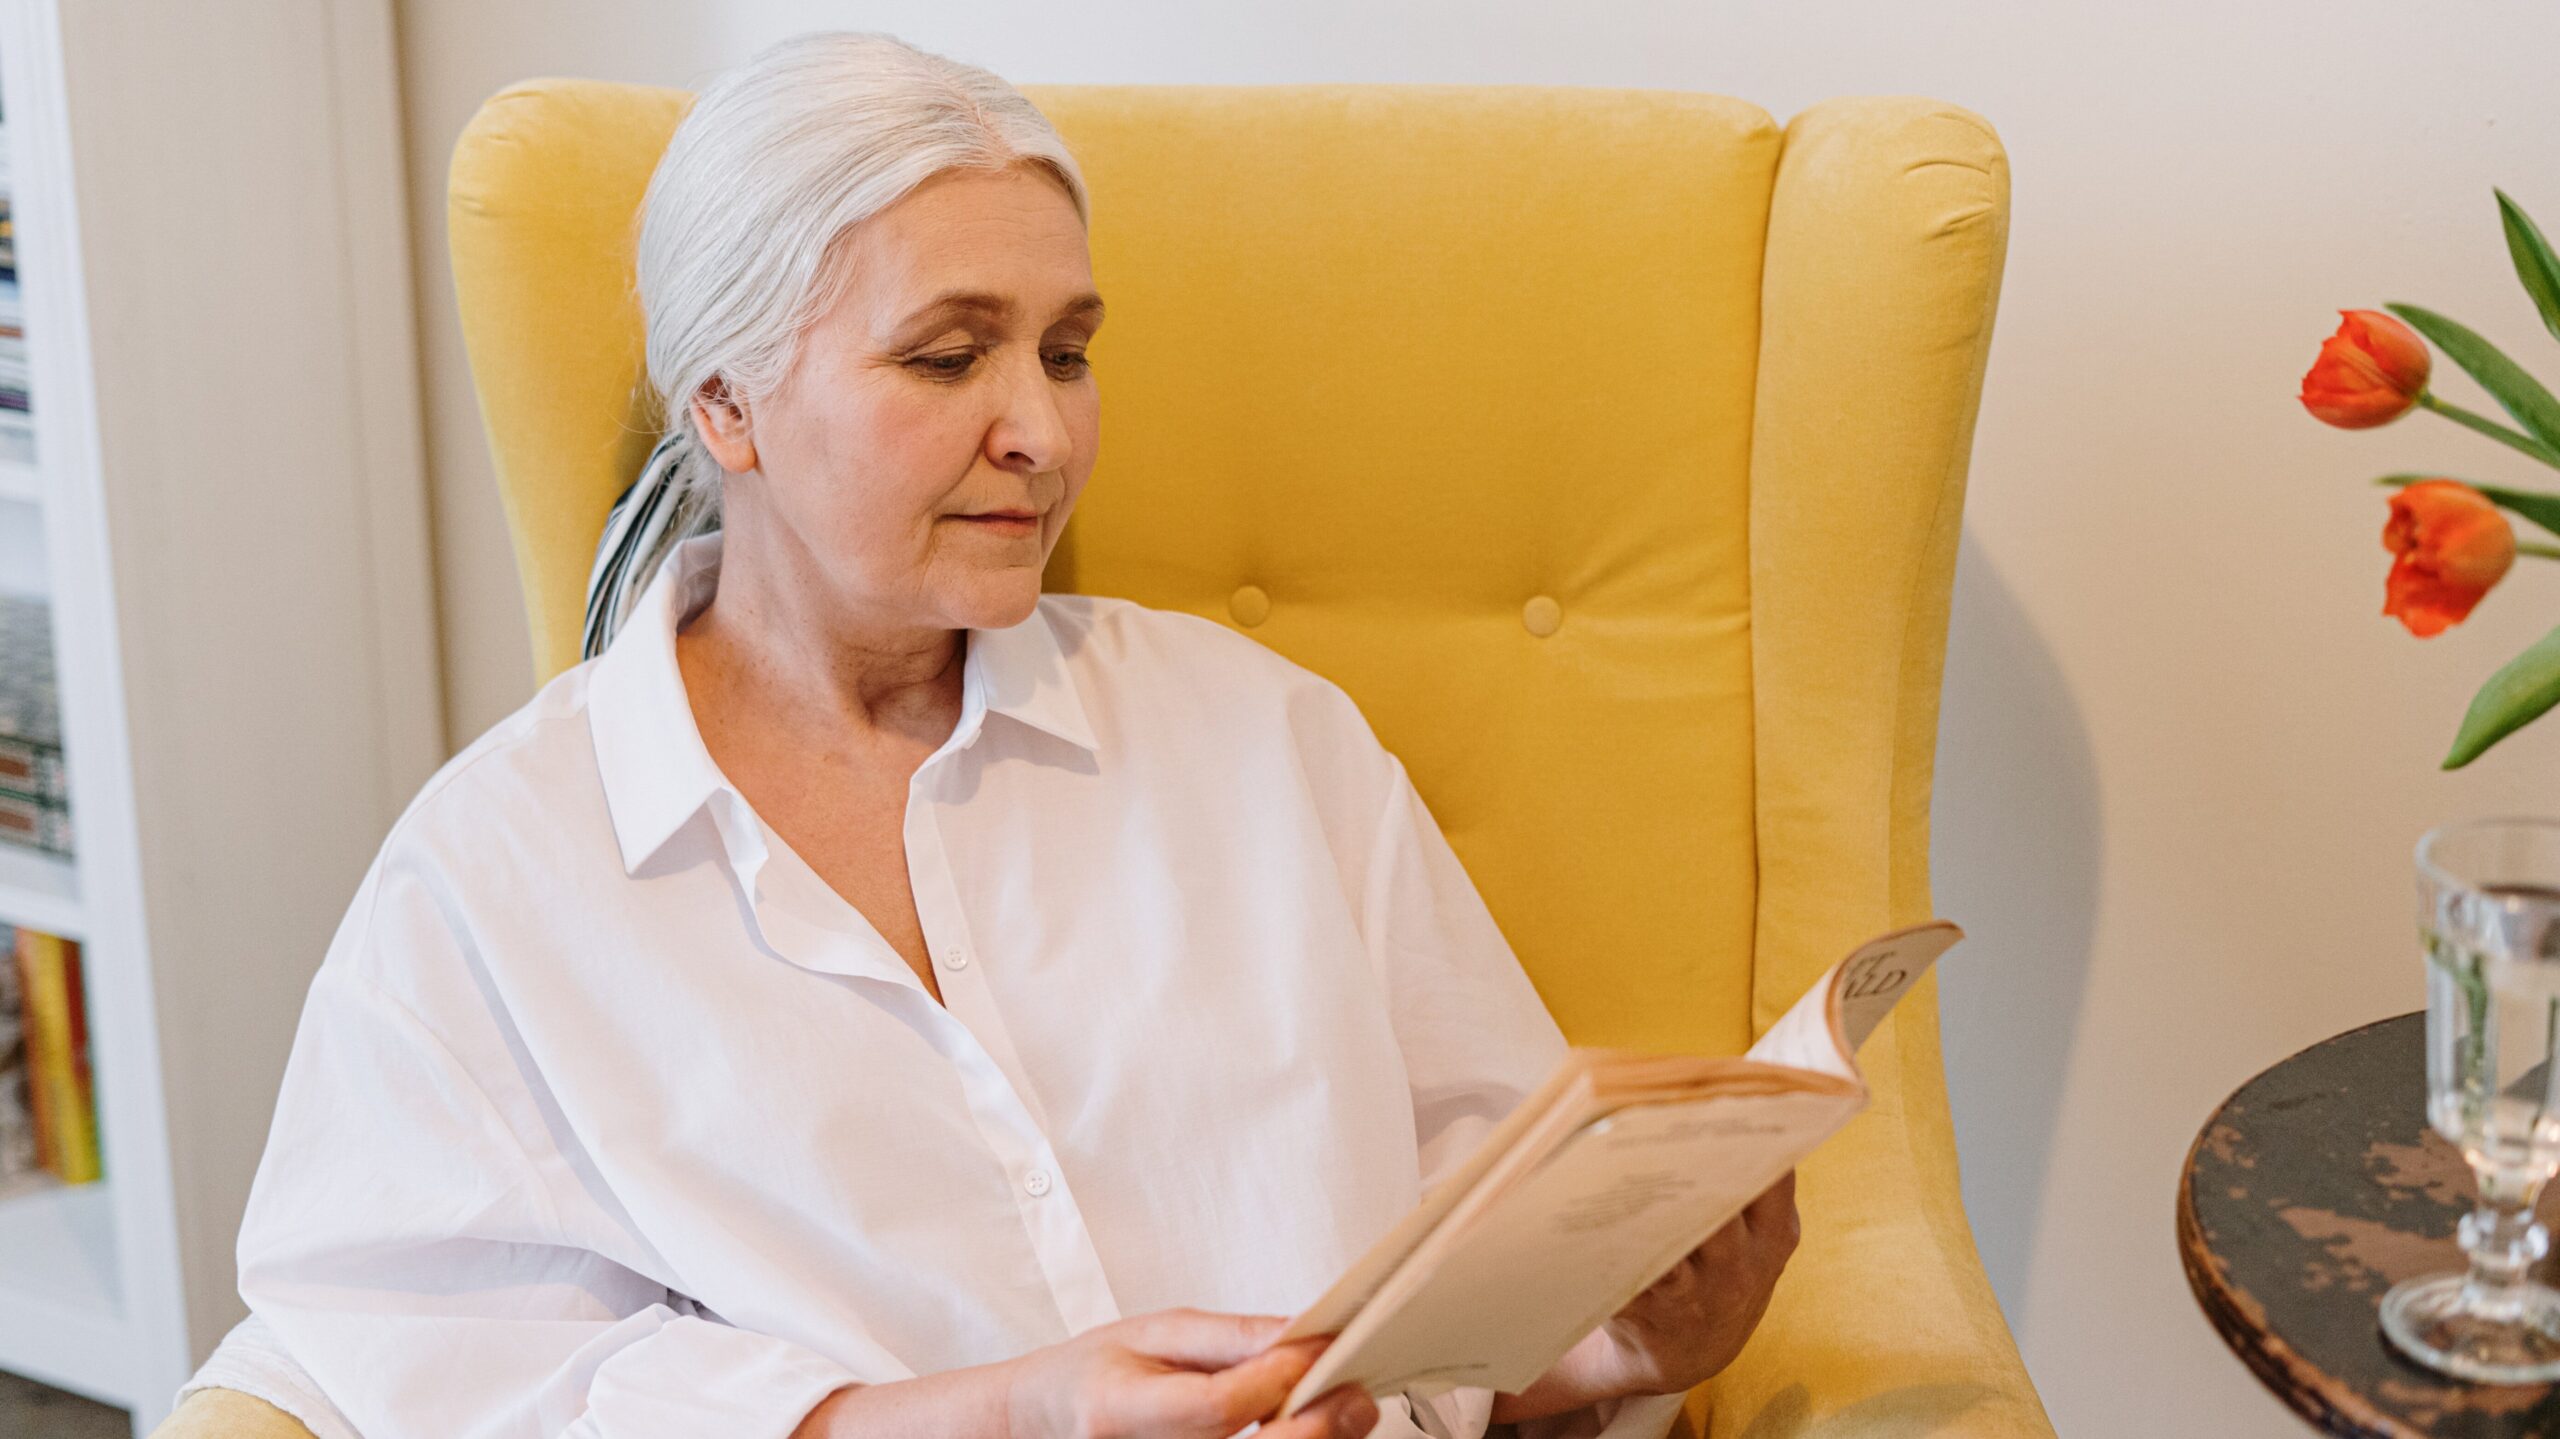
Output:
[2383,480,2515,636]
[2302,309,2432,428]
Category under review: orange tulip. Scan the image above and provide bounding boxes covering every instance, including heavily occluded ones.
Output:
[2302,309,2433,428]
[2383,481,2515,636]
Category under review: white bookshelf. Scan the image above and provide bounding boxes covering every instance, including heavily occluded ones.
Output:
[0,461,37,507]
[0,1174,120,1401]
[0,0,182,1419]
[0,1,438,1430]
[0,843,79,941]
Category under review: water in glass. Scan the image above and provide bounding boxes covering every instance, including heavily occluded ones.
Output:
[2386,823,2560,1382]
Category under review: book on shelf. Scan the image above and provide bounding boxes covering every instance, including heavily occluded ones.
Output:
[0,739,61,803]
[0,269,25,418]
[0,924,32,1184]
[1275,921,1962,1417]
[0,592,68,859]
[0,793,68,856]
[11,925,97,1185]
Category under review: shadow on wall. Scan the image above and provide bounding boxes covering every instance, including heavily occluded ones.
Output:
[1931,529,2103,1334]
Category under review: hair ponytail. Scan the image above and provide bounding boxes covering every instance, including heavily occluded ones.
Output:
[582,426,722,659]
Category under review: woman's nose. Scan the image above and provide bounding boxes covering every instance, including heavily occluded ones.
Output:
[989,348,1073,473]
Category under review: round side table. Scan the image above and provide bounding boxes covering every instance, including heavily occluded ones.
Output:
[2179,1011,2560,1435]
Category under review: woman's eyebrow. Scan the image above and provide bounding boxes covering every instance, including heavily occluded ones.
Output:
[896,289,1107,330]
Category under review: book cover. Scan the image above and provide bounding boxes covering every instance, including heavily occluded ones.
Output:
[0,789,70,857]
[13,927,54,1173]
[0,593,63,739]
[0,734,67,804]
[14,927,97,1183]
[0,595,69,851]
[1276,922,1961,1415]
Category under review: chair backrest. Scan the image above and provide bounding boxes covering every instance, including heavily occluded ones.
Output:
[448,81,2009,1058]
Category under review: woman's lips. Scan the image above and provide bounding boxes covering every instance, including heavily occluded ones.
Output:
[956,513,1038,531]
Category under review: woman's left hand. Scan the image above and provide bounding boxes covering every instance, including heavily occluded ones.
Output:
[1487,1171,1800,1424]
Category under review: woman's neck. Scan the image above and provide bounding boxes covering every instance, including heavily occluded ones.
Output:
[675,516,966,751]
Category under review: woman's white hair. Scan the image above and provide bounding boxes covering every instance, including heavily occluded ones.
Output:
[585,30,1090,655]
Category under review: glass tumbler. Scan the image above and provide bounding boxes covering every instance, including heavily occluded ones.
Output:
[2382,816,2560,1382]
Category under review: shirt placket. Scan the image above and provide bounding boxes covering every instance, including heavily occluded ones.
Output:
[904,752,1124,1338]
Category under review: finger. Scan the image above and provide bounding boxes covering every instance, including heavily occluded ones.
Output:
[1692,1209,1754,1264]
[1658,1240,1716,1293]
[1648,1243,1705,1291]
[1257,1381,1380,1438]
[1137,1338,1327,1433]
[1123,1308,1300,1369]
[1744,1171,1801,1248]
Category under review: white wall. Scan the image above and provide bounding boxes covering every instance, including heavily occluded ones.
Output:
[396,3,2560,1433]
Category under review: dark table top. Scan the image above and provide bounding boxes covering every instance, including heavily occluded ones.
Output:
[2179,1011,2560,1436]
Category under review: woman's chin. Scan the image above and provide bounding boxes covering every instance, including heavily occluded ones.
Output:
[944,571,1047,630]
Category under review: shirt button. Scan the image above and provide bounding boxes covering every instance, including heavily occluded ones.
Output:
[1024,1168,1053,1198]
[940,947,970,971]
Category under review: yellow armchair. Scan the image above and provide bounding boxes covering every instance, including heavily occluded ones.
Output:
[156,79,2045,1439]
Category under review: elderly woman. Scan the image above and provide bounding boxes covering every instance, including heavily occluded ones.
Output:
[216,30,1797,1439]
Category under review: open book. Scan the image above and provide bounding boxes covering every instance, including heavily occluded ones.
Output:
[1275,920,1962,1416]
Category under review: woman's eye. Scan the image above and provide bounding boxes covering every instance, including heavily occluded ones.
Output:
[908,348,1089,380]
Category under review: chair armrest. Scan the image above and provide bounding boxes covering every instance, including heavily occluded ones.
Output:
[148,1389,318,1439]
[1683,1002,2054,1438]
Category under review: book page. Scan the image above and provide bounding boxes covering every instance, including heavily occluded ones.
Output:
[1284,1086,1857,1408]
[1744,921,1962,1078]
[1280,1065,1600,1343]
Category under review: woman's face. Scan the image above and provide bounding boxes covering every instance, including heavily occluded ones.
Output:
[695,161,1103,635]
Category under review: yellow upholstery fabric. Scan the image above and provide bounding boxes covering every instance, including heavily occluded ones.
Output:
[156,79,2048,1439]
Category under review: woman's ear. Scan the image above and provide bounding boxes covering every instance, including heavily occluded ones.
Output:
[690,376,758,475]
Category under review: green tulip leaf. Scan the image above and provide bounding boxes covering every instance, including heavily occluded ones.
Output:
[2387,301,2560,457]
[2446,624,2560,769]
[2501,188,2560,348]
[2377,473,2560,541]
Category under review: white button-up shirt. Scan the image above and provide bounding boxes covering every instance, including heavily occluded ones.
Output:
[217,533,1688,1439]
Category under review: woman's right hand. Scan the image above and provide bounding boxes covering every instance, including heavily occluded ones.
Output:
[1002,1307,1380,1439]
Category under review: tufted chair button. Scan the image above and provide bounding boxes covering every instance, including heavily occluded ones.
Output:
[1522,595,1562,638]
[1229,584,1271,628]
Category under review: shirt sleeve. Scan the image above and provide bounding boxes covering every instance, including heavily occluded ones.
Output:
[1351,741,1572,1194]
[1343,712,1688,1439]
[234,854,861,1439]
[177,1314,358,1439]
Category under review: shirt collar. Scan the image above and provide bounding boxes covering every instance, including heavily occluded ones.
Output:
[587,530,1097,876]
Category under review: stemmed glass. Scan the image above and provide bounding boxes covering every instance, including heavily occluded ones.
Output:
[2382,816,2560,1382]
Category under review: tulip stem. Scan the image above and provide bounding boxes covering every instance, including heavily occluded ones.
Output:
[2418,391,2560,470]
[2521,541,2560,562]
